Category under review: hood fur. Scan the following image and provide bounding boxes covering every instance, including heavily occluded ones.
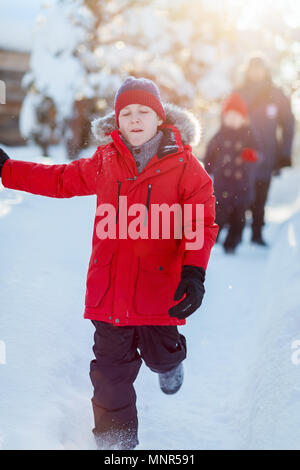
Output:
[91,103,201,147]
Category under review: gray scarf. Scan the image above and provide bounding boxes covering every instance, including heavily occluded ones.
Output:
[121,130,163,174]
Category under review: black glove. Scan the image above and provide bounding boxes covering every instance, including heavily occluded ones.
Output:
[168,265,205,319]
[0,148,10,178]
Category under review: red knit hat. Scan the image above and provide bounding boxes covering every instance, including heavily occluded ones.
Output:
[222,93,248,118]
[114,76,166,127]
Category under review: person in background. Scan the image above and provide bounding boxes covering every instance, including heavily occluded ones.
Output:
[204,92,259,254]
[236,53,295,246]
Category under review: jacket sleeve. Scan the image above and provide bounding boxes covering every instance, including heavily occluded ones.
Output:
[203,135,218,174]
[277,89,295,160]
[179,151,219,271]
[1,148,101,198]
[247,126,264,165]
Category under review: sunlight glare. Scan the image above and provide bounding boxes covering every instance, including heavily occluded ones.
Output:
[224,0,300,29]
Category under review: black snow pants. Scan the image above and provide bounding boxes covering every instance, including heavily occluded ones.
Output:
[89,320,187,450]
[215,203,247,249]
[250,178,271,238]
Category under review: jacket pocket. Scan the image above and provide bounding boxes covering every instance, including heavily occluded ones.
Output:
[85,250,114,308]
[133,254,178,316]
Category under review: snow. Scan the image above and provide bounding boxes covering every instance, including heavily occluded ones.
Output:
[26,0,92,121]
[0,144,300,450]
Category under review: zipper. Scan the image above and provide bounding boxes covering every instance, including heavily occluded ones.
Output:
[116,177,137,224]
[144,183,152,227]
[115,181,122,223]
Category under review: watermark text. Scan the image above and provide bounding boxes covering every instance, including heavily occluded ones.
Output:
[0,340,6,365]
[95,198,204,250]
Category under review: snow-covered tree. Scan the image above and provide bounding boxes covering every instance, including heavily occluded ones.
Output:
[21,0,300,158]
[20,0,235,157]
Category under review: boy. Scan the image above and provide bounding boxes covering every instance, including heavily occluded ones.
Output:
[0,77,218,450]
[204,92,259,254]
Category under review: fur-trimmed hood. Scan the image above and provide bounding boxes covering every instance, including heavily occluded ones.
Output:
[91,103,201,147]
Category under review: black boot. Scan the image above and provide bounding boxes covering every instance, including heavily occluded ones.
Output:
[159,363,184,395]
[251,233,269,246]
[223,245,236,254]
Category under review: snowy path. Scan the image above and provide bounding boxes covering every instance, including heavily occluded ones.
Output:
[0,145,300,450]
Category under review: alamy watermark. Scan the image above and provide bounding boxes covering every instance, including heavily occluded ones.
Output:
[95,199,205,250]
[0,340,6,365]
[0,80,6,104]
[291,340,300,365]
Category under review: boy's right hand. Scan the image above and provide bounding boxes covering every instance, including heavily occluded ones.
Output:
[0,148,10,177]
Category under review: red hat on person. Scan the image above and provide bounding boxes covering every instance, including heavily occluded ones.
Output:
[222,93,248,118]
[114,76,166,127]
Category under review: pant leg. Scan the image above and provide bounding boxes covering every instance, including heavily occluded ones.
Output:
[136,325,187,374]
[224,205,246,249]
[215,202,230,242]
[251,178,271,237]
[89,320,142,449]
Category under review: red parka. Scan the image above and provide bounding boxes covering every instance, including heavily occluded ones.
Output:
[1,103,218,326]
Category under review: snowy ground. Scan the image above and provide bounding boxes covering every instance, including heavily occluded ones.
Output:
[0,144,300,450]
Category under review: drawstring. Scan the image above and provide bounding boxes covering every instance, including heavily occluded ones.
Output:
[144,183,152,227]
[115,181,122,223]
[116,180,152,226]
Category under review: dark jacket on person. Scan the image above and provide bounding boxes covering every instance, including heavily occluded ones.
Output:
[204,124,260,209]
[236,79,295,181]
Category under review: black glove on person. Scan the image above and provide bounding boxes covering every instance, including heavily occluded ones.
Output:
[168,265,205,320]
[0,148,10,178]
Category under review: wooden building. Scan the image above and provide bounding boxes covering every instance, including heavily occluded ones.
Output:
[0,48,30,146]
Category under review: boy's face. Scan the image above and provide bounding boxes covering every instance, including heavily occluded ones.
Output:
[223,110,246,130]
[118,104,163,146]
